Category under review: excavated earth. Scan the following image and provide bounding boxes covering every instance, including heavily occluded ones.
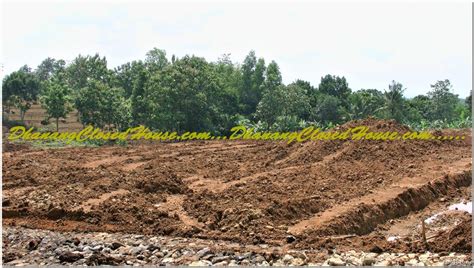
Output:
[2,119,472,265]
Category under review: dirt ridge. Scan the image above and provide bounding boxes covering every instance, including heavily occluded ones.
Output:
[299,170,471,238]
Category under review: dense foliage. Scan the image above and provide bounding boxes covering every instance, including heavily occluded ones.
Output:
[2,49,472,133]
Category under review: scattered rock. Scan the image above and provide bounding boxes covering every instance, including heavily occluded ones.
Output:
[27,239,41,250]
[212,255,231,263]
[110,242,124,250]
[58,252,84,263]
[3,198,11,207]
[189,260,212,266]
[2,226,472,266]
[282,254,294,263]
[196,247,211,258]
[291,257,306,266]
[327,256,345,266]
[86,252,121,265]
[362,256,376,266]
[369,245,383,253]
[286,235,296,243]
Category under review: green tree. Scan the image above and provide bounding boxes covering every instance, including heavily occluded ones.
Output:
[211,54,242,132]
[131,69,150,126]
[347,89,385,120]
[75,81,131,129]
[310,93,344,124]
[146,56,221,132]
[40,75,73,131]
[263,60,282,92]
[145,48,169,73]
[290,79,317,95]
[113,60,145,98]
[2,67,41,121]
[318,75,351,108]
[67,54,111,91]
[35,58,66,82]
[240,51,258,115]
[256,84,309,127]
[427,79,459,121]
[405,95,431,122]
[466,91,472,114]
[382,81,406,122]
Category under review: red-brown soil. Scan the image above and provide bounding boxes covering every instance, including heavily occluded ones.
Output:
[2,119,472,253]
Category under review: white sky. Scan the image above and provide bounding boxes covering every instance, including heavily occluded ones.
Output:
[1,1,472,97]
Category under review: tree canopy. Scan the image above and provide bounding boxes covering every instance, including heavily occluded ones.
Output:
[2,49,471,132]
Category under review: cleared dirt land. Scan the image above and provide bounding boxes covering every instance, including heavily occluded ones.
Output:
[2,119,472,265]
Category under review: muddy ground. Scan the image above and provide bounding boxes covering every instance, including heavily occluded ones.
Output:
[2,119,472,264]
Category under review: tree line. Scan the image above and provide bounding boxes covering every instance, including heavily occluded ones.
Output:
[2,48,472,133]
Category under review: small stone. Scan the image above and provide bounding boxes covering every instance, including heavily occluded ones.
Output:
[58,252,84,263]
[346,256,362,266]
[110,242,124,250]
[201,254,214,261]
[171,251,181,258]
[91,245,103,252]
[161,257,174,264]
[327,257,345,266]
[291,258,306,266]
[129,247,143,255]
[213,261,228,266]
[282,254,294,263]
[212,256,231,263]
[286,235,296,243]
[240,259,251,265]
[374,260,392,266]
[28,239,41,250]
[254,254,266,263]
[154,251,165,258]
[72,237,81,246]
[189,260,211,266]
[147,244,160,252]
[406,259,420,266]
[369,245,383,253]
[419,253,431,263]
[86,252,121,265]
[3,198,11,207]
[196,247,211,258]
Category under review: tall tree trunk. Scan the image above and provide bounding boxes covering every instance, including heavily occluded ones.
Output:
[56,118,59,132]
[20,110,25,122]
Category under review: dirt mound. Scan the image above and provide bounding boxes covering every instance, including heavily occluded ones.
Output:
[338,117,412,132]
[429,215,472,253]
[279,118,467,167]
[134,166,189,194]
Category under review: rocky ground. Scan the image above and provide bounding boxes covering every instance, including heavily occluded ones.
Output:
[2,226,472,266]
